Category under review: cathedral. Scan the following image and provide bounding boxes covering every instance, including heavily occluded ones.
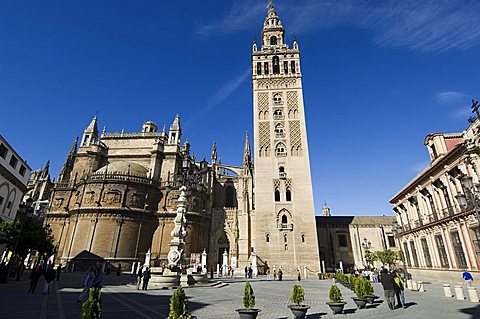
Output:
[44,4,320,275]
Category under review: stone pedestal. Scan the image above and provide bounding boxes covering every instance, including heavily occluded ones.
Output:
[454,285,465,300]
[411,281,418,291]
[148,267,180,288]
[443,284,453,297]
[407,279,413,290]
[418,282,424,292]
[467,286,479,303]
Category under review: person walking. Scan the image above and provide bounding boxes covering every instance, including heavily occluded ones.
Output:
[91,267,103,289]
[278,269,283,281]
[77,267,94,302]
[27,263,44,294]
[380,269,396,310]
[56,264,62,281]
[273,269,277,281]
[248,266,253,279]
[43,265,56,295]
[463,270,473,286]
[297,269,301,282]
[116,263,122,276]
[142,267,151,290]
[244,266,248,279]
[394,272,406,309]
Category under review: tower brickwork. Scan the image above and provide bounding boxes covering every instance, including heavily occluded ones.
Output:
[252,4,320,274]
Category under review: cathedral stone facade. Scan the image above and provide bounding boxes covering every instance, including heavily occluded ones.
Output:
[44,4,320,275]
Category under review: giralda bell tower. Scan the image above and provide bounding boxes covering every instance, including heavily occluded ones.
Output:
[252,3,320,274]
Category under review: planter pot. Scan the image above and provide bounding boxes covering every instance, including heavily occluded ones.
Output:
[235,308,261,319]
[326,302,346,314]
[364,294,379,304]
[351,297,368,309]
[288,305,310,319]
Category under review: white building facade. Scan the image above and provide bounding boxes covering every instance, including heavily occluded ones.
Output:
[391,106,480,283]
[0,135,31,222]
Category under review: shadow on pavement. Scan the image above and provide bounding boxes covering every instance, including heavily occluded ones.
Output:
[458,303,480,319]
[306,312,328,318]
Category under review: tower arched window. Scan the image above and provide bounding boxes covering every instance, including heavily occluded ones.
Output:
[286,189,292,202]
[282,214,288,224]
[301,234,306,243]
[273,56,280,74]
[273,93,283,105]
[266,234,270,243]
[275,142,286,157]
[284,233,288,242]
[273,109,283,120]
[275,123,285,138]
[275,189,280,202]
[270,36,277,45]
[257,62,262,75]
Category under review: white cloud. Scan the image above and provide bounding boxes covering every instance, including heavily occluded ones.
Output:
[184,69,251,127]
[435,91,467,104]
[197,0,480,52]
[451,107,471,120]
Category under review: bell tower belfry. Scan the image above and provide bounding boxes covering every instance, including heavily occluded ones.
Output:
[252,3,320,273]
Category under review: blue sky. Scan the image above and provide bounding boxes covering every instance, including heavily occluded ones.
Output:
[1,0,479,216]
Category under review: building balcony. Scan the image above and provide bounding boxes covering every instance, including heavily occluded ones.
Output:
[275,132,286,138]
[277,223,293,230]
[273,115,285,120]
[278,172,287,180]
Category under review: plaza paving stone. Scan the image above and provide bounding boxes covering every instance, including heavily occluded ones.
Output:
[1,272,480,318]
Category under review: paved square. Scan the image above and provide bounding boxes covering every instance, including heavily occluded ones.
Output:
[1,273,480,318]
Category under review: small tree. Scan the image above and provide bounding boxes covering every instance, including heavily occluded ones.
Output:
[329,285,344,303]
[169,286,191,319]
[80,288,102,319]
[365,252,378,266]
[375,249,402,268]
[354,279,365,299]
[243,281,256,309]
[362,280,374,296]
[290,284,305,306]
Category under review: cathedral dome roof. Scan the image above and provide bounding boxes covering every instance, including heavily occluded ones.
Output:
[95,161,148,177]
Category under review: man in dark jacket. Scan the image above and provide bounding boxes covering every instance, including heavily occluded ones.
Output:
[380,269,396,310]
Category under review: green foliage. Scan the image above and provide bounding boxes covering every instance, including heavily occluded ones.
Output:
[365,252,378,266]
[80,288,102,319]
[354,279,365,299]
[242,281,256,309]
[329,285,344,303]
[169,287,191,319]
[362,280,374,296]
[290,284,305,306]
[375,249,402,267]
[0,219,55,259]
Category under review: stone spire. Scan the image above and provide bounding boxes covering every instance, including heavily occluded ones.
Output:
[322,202,331,217]
[261,0,285,49]
[211,141,217,164]
[81,116,98,146]
[58,136,78,183]
[243,132,251,168]
[168,114,181,145]
[40,160,50,179]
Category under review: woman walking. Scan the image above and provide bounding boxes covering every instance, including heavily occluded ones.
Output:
[394,272,406,309]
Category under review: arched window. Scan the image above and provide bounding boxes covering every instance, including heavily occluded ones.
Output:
[282,214,288,224]
[286,189,292,201]
[284,233,288,242]
[266,234,270,242]
[270,36,277,45]
[275,142,286,157]
[279,166,285,173]
[275,123,285,137]
[273,109,283,120]
[273,93,283,105]
[301,234,306,243]
[225,186,235,207]
[273,56,280,74]
[285,244,288,251]
[275,189,280,202]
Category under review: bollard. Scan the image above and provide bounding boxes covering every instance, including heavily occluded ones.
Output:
[418,282,425,292]
[454,285,465,300]
[467,287,479,303]
[411,281,418,291]
[407,279,413,290]
[443,284,453,297]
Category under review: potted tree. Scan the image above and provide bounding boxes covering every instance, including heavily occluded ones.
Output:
[351,279,368,309]
[326,284,347,315]
[80,288,102,319]
[169,286,195,319]
[235,281,261,319]
[362,280,378,304]
[288,284,310,319]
